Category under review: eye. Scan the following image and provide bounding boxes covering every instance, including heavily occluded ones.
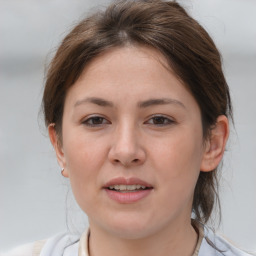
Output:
[82,116,110,127]
[145,115,175,126]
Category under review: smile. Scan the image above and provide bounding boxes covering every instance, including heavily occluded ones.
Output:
[108,184,147,192]
[103,177,153,203]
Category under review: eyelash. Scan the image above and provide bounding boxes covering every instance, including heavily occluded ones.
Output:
[82,116,111,127]
[145,115,175,126]
[81,115,175,127]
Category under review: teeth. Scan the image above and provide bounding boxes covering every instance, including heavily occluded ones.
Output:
[120,184,128,190]
[108,185,146,191]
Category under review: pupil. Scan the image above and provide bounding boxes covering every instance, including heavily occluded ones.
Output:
[93,117,103,124]
[154,117,164,124]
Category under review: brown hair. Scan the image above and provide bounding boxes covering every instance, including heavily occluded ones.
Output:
[43,0,232,224]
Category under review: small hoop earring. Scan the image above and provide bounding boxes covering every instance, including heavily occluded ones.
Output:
[61,168,64,176]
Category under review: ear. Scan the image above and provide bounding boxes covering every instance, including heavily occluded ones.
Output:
[48,124,69,178]
[200,115,229,172]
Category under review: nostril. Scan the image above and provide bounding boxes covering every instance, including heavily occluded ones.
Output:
[113,158,139,166]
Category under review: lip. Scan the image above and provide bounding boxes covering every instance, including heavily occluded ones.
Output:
[103,177,153,188]
[103,177,153,204]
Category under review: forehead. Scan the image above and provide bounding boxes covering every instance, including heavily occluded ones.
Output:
[82,45,172,75]
[71,46,182,92]
[64,45,197,111]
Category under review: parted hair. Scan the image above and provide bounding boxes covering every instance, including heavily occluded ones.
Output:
[43,0,232,224]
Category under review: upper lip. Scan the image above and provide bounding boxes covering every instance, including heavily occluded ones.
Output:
[103,177,153,188]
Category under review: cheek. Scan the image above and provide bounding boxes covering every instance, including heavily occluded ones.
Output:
[62,132,107,204]
[151,128,203,199]
[149,136,202,218]
[155,134,203,176]
[63,129,106,169]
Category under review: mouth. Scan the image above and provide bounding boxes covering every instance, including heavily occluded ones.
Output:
[107,184,152,193]
[103,177,153,203]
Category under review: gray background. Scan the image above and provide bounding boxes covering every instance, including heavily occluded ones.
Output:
[1,0,256,252]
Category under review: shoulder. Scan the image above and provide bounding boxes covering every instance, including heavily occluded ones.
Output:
[1,232,80,256]
[199,225,255,256]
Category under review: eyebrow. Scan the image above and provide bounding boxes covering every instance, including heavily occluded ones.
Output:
[74,97,114,108]
[74,97,185,109]
[138,98,186,109]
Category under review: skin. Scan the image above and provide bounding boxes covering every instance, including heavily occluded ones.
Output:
[49,46,229,256]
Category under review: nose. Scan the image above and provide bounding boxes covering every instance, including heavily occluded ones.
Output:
[108,123,146,167]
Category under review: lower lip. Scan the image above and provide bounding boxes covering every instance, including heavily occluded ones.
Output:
[104,189,152,204]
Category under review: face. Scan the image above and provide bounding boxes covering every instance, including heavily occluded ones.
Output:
[54,46,209,239]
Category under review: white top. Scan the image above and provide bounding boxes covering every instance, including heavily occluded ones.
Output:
[2,225,255,256]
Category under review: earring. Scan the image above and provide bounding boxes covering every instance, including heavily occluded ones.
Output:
[61,168,64,176]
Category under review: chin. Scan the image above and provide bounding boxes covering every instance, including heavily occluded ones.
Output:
[100,215,158,240]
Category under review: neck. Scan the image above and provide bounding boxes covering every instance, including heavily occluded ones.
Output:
[88,220,198,256]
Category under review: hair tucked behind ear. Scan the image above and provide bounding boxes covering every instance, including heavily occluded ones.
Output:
[42,0,233,224]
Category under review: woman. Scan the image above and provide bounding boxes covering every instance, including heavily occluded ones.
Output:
[3,0,254,255]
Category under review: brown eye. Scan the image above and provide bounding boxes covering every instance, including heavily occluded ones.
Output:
[146,115,174,126]
[90,117,104,124]
[82,116,110,127]
[152,116,166,124]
